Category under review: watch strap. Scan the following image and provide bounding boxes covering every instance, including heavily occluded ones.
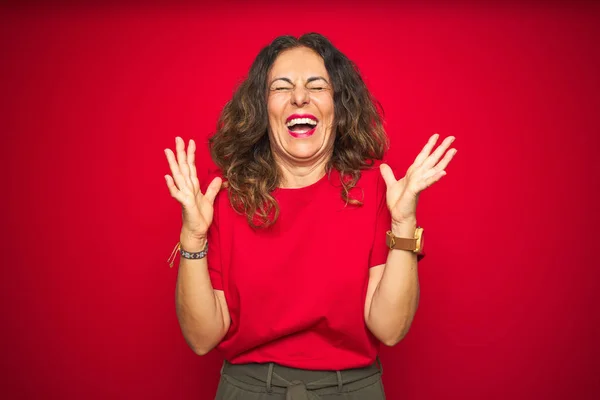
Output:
[386,227,424,255]
[386,231,418,251]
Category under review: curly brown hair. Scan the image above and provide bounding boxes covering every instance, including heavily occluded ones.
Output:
[209,33,388,228]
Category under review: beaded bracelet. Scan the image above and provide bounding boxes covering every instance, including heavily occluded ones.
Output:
[167,241,208,268]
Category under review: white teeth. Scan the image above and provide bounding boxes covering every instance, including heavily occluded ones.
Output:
[286,118,318,127]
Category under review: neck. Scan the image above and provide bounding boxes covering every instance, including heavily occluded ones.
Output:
[274,154,331,189]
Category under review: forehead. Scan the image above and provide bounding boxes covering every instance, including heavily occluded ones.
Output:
[269,46,329,80]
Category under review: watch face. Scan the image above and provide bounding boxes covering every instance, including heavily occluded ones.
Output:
[415,227,425,254]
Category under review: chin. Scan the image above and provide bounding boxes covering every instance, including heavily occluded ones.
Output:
[287,147,322,160]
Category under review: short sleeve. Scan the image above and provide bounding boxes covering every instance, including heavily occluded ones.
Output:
[369,171,392,267]
[205,172,224,290]
[206,207,223,290]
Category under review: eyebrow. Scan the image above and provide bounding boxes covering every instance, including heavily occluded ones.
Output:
[307,76,329,84]
[269,76,330,85]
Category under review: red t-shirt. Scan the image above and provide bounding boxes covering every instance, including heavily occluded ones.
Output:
[205,166,391,370]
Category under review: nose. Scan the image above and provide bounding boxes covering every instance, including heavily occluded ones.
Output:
[290,85,310,107]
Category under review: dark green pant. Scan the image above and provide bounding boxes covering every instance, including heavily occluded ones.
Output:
[215,359,386,399]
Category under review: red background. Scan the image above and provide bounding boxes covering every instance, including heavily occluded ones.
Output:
[1,2,599,399]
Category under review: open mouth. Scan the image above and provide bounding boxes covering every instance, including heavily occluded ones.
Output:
[285,114,318,138]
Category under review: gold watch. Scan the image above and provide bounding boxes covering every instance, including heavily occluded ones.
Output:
[386,227,425,255]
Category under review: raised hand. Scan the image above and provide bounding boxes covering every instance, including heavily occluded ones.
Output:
[380,134,457,225]
[164,137,222,250]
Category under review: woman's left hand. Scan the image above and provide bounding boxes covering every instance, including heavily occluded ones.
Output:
[380,134,457,226]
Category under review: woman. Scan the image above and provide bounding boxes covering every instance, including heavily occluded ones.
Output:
[164,33,456,399]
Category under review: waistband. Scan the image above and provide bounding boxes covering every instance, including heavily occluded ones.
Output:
[220,357,383,400]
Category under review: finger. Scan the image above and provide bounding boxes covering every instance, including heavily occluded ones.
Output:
[379,163,397,188]
[164,174,185,203]
[175,137,193,189]
[433,147,457,173]
[413,133,439,167]
[164,148,188,191]
[423,170,447,189]
[421,147,457,182]
[422,136,455,170]
[204,177,223,204]
[187,139,200,194]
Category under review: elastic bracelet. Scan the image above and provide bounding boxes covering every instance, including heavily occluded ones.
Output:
[167,241,208,268]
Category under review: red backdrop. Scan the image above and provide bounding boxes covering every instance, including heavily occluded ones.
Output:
[1,2,599,399]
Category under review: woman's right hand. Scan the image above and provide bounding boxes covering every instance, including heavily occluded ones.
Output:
[164,137,222,250]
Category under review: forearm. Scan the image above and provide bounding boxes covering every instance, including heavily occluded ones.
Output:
[175,234,227,355]
[367,220,420,346]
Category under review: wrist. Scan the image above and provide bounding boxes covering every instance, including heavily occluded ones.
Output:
[179,230,208,253]
[391,218,417,237]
